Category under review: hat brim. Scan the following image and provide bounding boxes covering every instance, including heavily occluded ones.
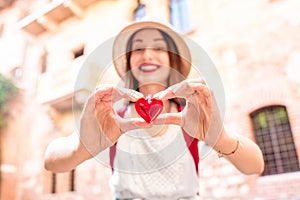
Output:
[112,21,191,79]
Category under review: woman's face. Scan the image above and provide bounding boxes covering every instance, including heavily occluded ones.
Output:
[129,29,171,86]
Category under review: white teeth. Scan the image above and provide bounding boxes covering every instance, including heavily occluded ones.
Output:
[140,65,158,71]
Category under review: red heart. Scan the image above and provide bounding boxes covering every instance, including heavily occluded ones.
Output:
[135,97,164,123]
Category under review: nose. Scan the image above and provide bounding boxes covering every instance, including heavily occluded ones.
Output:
[142,48,154,59]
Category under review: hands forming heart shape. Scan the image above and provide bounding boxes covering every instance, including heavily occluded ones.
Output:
[92,79,220,143]
[135,97,164,123]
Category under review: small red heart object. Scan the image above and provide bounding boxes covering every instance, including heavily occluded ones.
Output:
[135,97,164,123]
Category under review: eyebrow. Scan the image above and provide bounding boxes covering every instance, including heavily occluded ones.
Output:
[154,38,165,42]
[132,38,165,43]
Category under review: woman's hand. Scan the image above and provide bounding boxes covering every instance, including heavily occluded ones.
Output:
[79,85,151,157]
[153,78,224,146]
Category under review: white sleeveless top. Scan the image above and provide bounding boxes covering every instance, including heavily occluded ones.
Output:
[109,124,199,200]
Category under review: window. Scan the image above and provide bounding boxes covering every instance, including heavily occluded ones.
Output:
[73,46,84,59]
[51,170,75,193]
[0,0,17,11]
[10,66,23,80]
[40,50,48,73]
[70,169,75,191]
[133,0,146,22]
[250,105,300,176]
[51,173,56,193]
[169,0,192,33]
[0,23,4,37]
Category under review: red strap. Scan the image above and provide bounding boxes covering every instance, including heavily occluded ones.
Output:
[109,108,126,171]
[182,129,199,173]
[178,105,200,173]
[109,143,117,171]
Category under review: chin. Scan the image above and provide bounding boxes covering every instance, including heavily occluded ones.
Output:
[138,79,168,87]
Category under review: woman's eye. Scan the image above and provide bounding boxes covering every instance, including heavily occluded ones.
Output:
[132,48,144,52]
[131,46,167,52]
[154,47,167,51]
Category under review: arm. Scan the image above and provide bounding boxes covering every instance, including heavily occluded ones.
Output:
[154,78,265,175]
[44,86,115,173]
[44,85,149,173]
[210,128,264,175]
[44,132,92,173]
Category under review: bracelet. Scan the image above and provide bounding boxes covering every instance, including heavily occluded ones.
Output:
[217,136,240,158]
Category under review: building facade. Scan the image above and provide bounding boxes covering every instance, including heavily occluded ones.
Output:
[0,0,300,199]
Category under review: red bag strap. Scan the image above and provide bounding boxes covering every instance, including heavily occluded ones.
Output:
[177,105,200,173]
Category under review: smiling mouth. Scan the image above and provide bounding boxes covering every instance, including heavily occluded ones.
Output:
[139,65,160,73]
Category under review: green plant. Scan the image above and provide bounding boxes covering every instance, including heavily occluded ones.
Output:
[0,73,18,129]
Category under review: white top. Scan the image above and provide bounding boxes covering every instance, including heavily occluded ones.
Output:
[109,124,199,200]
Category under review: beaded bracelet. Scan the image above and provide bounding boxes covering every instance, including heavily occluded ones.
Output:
[217,136,240,158]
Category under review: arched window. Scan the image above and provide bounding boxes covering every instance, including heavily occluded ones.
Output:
[133,0,146,22]
[169,0,192,33]
[250,105,299,176]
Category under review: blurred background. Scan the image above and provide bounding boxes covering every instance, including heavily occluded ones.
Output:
[0,0,300,199]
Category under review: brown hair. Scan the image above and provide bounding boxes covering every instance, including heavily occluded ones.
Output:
[124,28,186,107]
[124,28,186,89]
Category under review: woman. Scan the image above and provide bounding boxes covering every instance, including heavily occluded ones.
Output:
[44,20,264,199]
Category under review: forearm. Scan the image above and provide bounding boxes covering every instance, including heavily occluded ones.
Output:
[44,132,92,173]
[211,129,265,175]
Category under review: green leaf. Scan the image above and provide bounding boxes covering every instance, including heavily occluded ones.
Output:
[0,73,18,129]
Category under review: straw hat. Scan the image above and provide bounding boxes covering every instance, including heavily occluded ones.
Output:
[112,19,192,78]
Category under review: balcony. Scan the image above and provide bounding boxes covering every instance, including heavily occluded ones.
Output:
[36,57,92,111]
[17,0,98,36]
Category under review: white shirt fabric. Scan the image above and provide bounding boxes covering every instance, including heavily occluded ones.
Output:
[109,124,199,200]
